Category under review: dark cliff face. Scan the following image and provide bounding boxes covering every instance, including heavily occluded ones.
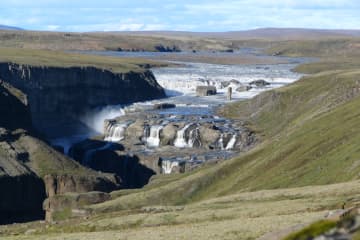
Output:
[0,174,46,224]
[0,62,166,223]
[0,63,166,136]
[0,81,31,130]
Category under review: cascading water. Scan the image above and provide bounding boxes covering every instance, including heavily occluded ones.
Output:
[146,125,163,147]
[161,160,180,174]
[104,123,128,142]
[188,127,201,148]
[225,134,237,150]
[218,134,225,150]
[174,124,192,148]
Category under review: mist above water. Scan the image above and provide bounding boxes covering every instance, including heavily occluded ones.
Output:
[80,105,125,133]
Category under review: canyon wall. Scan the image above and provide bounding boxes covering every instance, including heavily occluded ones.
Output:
[0,62,166,223]
[0,63,166,136]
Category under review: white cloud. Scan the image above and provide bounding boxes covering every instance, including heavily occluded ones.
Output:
[0,0,359,31]
[46,25,60,31]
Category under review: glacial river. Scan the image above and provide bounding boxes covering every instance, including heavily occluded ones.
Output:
[50,50,307,155]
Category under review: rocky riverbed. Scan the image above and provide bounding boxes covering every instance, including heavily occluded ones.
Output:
[54,52,305,188]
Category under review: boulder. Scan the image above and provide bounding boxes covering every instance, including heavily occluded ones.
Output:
[125,119,146,143]
[153,103,176,110]
[249,79,270,87]
[160,123,178,145]
[199,124,221,147]
[236,85,252,92]
[196,86,217,96]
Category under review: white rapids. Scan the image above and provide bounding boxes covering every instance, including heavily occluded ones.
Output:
[104,122,128,142]
[146,125,163,147]
[153,61,302,100]
[174,124,192,148]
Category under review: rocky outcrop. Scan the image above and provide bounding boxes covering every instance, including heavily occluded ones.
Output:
[0,63,166,136]
[44,174,120,198]
[43,191,110,222]
[196,86,217,96]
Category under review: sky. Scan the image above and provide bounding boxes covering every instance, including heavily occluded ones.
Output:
[0,0,359,32]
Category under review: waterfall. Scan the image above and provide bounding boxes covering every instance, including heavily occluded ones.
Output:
[146,125,163,147]
[225,134,237,150]
[188,127,201,148]
[161,160,180,174]
[104,123,128,142]
[218,134,225,150]
[174,124,192,148]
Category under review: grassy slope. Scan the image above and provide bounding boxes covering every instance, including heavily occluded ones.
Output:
[2,180,360,240]
[0,30,231,52]
[0,48,168,73]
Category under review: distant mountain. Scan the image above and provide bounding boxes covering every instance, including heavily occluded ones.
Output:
[215,28,360,39]
[0,24,23,31]
[114,28,360,40]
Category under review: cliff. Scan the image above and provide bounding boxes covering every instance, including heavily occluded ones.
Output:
[0,61,167,223]
[0,63,166,136]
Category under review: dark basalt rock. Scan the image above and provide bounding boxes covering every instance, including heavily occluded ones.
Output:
[154,44,181,52]
[0,63,166,137]
[249,79,271,87]
[0,174,46,224]
[153,103,176,110]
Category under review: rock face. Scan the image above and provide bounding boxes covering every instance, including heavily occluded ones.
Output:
[0,81,31,130]
[0,63,166,136]
[43,191,111,222]
[0,174,46,224]
[196,86,217,96]
[0,62,169,223]
[44,174,120,198]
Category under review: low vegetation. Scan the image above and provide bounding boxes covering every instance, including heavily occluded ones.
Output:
[0,47,169,73]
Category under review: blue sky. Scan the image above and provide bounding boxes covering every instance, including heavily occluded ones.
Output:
[0,0,359,32]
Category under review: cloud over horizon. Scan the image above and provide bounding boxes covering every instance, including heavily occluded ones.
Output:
[0,0,359,32]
